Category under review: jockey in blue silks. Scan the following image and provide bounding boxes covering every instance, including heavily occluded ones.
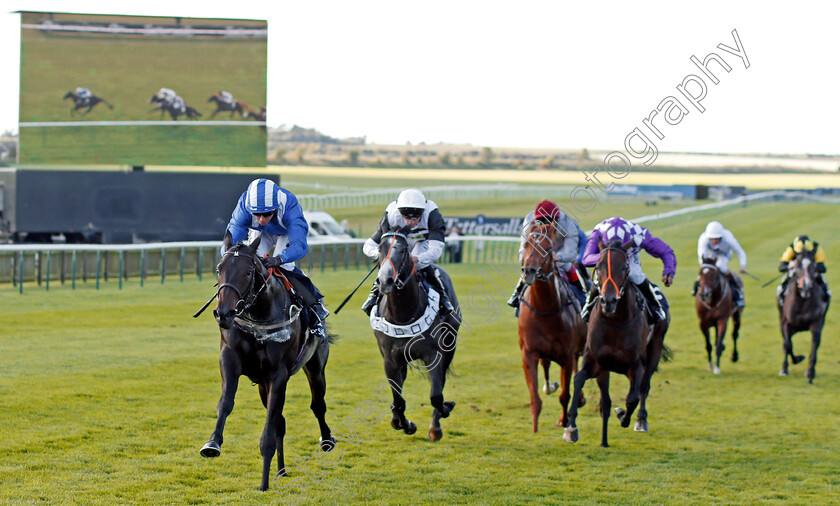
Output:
[223,178,328,340]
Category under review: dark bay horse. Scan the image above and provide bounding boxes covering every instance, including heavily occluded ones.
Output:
[372,229,459,441]
[200,231,336,491]
[518,221,586,432]
[695,262,742,374]
[148,94,202,120]
[564,240,671,447]
[63,91,113,116]
[777,251,829,383]
[244,105,267,122]
[208,93,248,119]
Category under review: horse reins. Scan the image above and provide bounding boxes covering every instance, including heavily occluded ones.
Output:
[697,264,730,310]
[599,247,627,300]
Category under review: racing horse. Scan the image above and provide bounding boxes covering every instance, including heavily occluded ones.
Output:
[564,240,671,447]
[63,91,113,116]
[200,231,336,491]
[148,94,201,120]
[371,227,459,441]
[695,259,742,374]
[777,249,829,383]
[244,105,267,122]
[518,220,586,432]
[207,93,249,119]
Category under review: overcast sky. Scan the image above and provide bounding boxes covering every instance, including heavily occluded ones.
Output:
[2,1,837,154]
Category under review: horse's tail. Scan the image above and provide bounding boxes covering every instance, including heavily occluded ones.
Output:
[660,343,674,363]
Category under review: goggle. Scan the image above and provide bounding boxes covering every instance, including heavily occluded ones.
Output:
[254,211,275,218]
[399,209,423,219]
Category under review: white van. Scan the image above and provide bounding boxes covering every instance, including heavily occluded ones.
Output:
[303,210,354,243]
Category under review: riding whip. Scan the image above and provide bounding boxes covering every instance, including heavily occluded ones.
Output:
[761,273,784,288]
[742,271,760,281]
[334,262,379,315]
[193,283,219,318]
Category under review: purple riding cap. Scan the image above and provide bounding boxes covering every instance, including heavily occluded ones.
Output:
[582,217,676,285]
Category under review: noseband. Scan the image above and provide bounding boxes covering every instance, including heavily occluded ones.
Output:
[698,263,729,310]
[381,232,416,289]
[217,250,266,316]
[598,247,628,300]
[523,231,557,282]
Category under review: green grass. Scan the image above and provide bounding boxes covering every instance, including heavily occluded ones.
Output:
[19,125,265,166]
[2,201,839,504]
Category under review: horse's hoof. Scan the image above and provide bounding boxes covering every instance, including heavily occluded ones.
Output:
[793,355,806,365]
[543,381,560,395]
[779,369,789,376]
[441,401,456,418]
[429,425,443,442]
[403,421,417,435]
[615,407,627,424]
[730,352,739,363]
[634,420,649,432]
[319,435,337,452]
[390,418,403,431]
[563,427,579,443]
[707,363,713,371]
[200,441,221,458]
[713,366,721,375]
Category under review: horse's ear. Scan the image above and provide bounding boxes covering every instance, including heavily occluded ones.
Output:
[399,224,412,235]
[247,232,262,253]
[223,230,233,251]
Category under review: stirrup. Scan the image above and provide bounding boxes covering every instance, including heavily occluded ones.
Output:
[506,294,519,308]
[361,295,377,316]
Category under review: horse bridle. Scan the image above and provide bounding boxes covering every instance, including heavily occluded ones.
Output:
[523,231,557,282]
[381,232,416,290]
[216,250,267,317]
[793,255,814,298]
[598,247,629,300]
[697,263,729,310]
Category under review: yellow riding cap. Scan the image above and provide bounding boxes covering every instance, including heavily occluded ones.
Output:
[793,236,814,253]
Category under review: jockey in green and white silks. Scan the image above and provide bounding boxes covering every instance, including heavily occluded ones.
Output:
[223,178,329,340]
[692,221,747,307]
[361,188,454,316]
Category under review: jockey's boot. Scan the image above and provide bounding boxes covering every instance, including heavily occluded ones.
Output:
[817,274,832,302]
[640,280,666,323]
[580,286,599,322]
[361,279,381,316]
[726,272,745,307]
[507,279,525,308]
[691,279,700,296]
[424,266,454,315]
[309,300,329,341]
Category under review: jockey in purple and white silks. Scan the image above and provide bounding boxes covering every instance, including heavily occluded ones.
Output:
[223,178,328,340]
[579,216,676,323]
[692,221,747,307]
[361,188,454,316]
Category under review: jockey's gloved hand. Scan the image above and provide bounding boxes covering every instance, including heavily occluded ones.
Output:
[261,256,284,269]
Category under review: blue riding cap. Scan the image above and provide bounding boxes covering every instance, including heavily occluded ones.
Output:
[244,179,280,214]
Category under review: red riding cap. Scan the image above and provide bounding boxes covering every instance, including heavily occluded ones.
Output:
[534,200,560,220]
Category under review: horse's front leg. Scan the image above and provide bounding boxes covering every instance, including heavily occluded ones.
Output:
[563,355,596,443]
[557,357,574,428]
[429,351,455,441]
[700,322,713,371]
[780,323,804,376]
[303,342,335,449]
[714,318,728,374]
[806,325,822,384]
[597,371,611,448]
[616,361,644,428]
[201,345,241,458]
[384,357,415,435]
[260,370,290,492]
[522,349,542,433]
[730,308,742,363]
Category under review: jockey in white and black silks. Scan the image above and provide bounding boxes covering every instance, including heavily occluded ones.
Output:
[692,221,747,307]
[361,188,455,316]
[223,178,329,341]
[75,87,91,101]
[507,199,588,310]
[219,90,234,105]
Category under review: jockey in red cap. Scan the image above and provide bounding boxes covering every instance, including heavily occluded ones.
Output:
[507,200,588,310]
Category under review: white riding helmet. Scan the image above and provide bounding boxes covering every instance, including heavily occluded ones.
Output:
[705,221,724,239]
[244,178,281,214]
[396,189,426,217]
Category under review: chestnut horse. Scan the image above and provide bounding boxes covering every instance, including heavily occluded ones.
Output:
[200,232,336,491]
[777,250,829,383]
[695,262,742,374]
[518,221,586,432]
[564,240,671,447]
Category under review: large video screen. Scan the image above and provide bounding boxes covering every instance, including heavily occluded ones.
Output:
[18,12,267,167]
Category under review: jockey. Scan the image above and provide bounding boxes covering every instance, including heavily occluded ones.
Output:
[507,200,587,309]
[223,178,328,341]
[75,87,91,101]
[580,216,676,323]
[157,88,177,104]
[219,90,234,105]
[361,188,454,316]
[692,221,747,307]
[777,235,831,302]
[172,95,186,114]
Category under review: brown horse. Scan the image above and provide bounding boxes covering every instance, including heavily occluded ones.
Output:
[695,262,742,374]
[208,93,249,119]
[777,250,829,383]
[518,221,586,432]
[564,240,671,447]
